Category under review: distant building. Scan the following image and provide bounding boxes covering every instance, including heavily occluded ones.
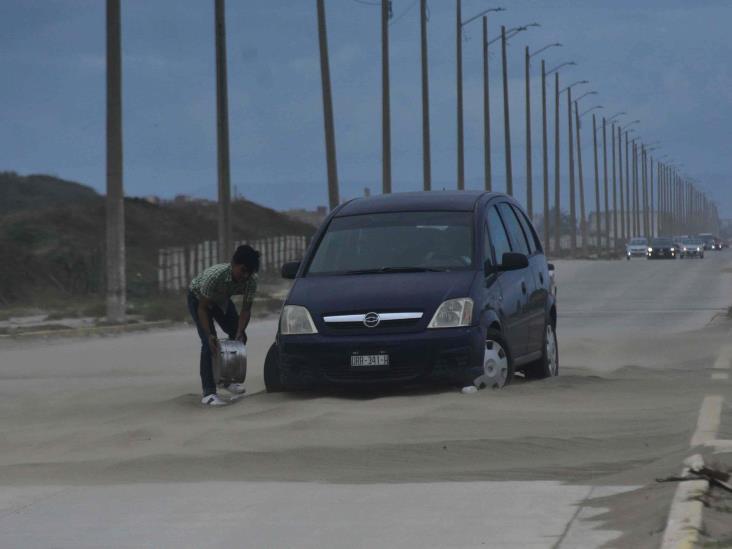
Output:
[142,195,161,205]
[283,206,328,228]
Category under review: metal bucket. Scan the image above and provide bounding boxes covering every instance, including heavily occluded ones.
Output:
[212,339,247,385]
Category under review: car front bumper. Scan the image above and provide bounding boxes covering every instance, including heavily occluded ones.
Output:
[278,326,485,387]
[647,250,676,259]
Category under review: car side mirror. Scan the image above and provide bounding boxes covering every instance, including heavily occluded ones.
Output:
[547,262,555,272]
[497,252,529,271]
[281,261,300,279]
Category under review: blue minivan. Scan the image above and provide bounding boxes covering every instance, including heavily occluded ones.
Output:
[264,191,557,391]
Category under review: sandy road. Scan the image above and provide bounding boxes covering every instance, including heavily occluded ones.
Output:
[1,252,731,548]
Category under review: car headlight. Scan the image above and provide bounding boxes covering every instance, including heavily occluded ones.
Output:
[671,247,675,252]
[280,305,318,335]
[683,247,687,251]
[647,247,653,252]
[428,298,473,329]
[697,247,701,251]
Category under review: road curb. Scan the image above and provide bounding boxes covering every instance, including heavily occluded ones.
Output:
[0,320,177,340]
[660,454,707,549]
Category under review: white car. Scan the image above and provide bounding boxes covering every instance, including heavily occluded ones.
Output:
[626,237,648,260]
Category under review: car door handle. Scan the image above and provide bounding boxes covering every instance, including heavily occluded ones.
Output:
[539,273,544,285]
[521,281,527,295]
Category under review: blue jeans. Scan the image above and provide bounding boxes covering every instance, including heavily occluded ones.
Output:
[187,291,238,396]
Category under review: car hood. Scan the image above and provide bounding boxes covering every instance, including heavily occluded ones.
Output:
[287,270,478,327]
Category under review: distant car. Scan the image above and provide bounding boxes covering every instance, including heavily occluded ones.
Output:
[679,238,704,259]
[264,191,558,393]
[626,237,648,260]
[647,237,677,259]
[698,233,718,250]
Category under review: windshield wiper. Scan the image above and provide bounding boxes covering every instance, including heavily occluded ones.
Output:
[344,266,446,275]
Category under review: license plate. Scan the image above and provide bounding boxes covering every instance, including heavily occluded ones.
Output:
[350,354,390,368]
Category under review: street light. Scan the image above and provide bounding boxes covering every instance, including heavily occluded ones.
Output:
[621,120,640,130]
[580,105,603,117]
[525,41,561,220]
[457,3,505,190]
[575,90,597,103]
[607,111,626,123]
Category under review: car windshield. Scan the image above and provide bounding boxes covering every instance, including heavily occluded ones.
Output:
[306,211,474,275]
[629,238,647,245]
[683,239,702,245]
[652,238,674,246]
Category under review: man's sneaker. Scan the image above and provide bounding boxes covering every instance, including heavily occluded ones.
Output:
[201,393,228,406]
[222,382,246,395]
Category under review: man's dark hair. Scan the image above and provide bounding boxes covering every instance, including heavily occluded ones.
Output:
[231,245,260,273]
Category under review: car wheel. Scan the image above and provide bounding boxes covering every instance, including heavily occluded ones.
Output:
[525,320,559,380]
[264,343,284,393]
[474,329,513,389]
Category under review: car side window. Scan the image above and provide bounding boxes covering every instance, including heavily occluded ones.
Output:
[511,204,542,254]
[497,203,530,256]
[486,206,512,264]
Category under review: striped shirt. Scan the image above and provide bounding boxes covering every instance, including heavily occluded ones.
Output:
[189,263,257,311]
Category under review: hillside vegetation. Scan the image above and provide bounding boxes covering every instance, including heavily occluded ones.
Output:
[0,172,314,305]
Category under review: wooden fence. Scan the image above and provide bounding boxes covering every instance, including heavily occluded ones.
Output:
[158,235,310,292]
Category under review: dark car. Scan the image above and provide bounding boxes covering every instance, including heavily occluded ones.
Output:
[646,237,677,259]
[263,191,558,392]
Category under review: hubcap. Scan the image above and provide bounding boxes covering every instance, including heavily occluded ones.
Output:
[546,324,558,376]
[477,340,509,389]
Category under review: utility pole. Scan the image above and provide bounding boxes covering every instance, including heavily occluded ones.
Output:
[567,86,576,252]
[482,16,492,191]
[420,0,431,191]
[501,26,513,195]
[592,114,600,250]
[553,72,560,252]
[574,102,587,254]
[602,118,609,251]
[214,0,232,261]
[317,0,340,209]
[456,0,464,190]
[106,0,125,323]
[382,0,392,193]
[525,46,533,218]
[541,60,549,250]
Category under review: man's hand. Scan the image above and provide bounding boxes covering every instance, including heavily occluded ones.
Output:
[235,330,248,345]
[208,334,220,353]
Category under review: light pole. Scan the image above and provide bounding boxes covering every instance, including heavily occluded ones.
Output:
[497,23,538,196]
[545,61,575,253]
[621,120,639,237]
[525,42,560,220]
[420,0,430,191]
[575,98,599,254]
[215,0,232,262]
[602,117,609,251]
[382,0,391,193]
[317,0,339,209]
[457,3,505,190]
[561,79,588,253]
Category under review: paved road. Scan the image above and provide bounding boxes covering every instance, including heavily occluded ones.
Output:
[1,251,731,548]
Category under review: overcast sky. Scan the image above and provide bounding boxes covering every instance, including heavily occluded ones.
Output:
[1,0,731,216]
